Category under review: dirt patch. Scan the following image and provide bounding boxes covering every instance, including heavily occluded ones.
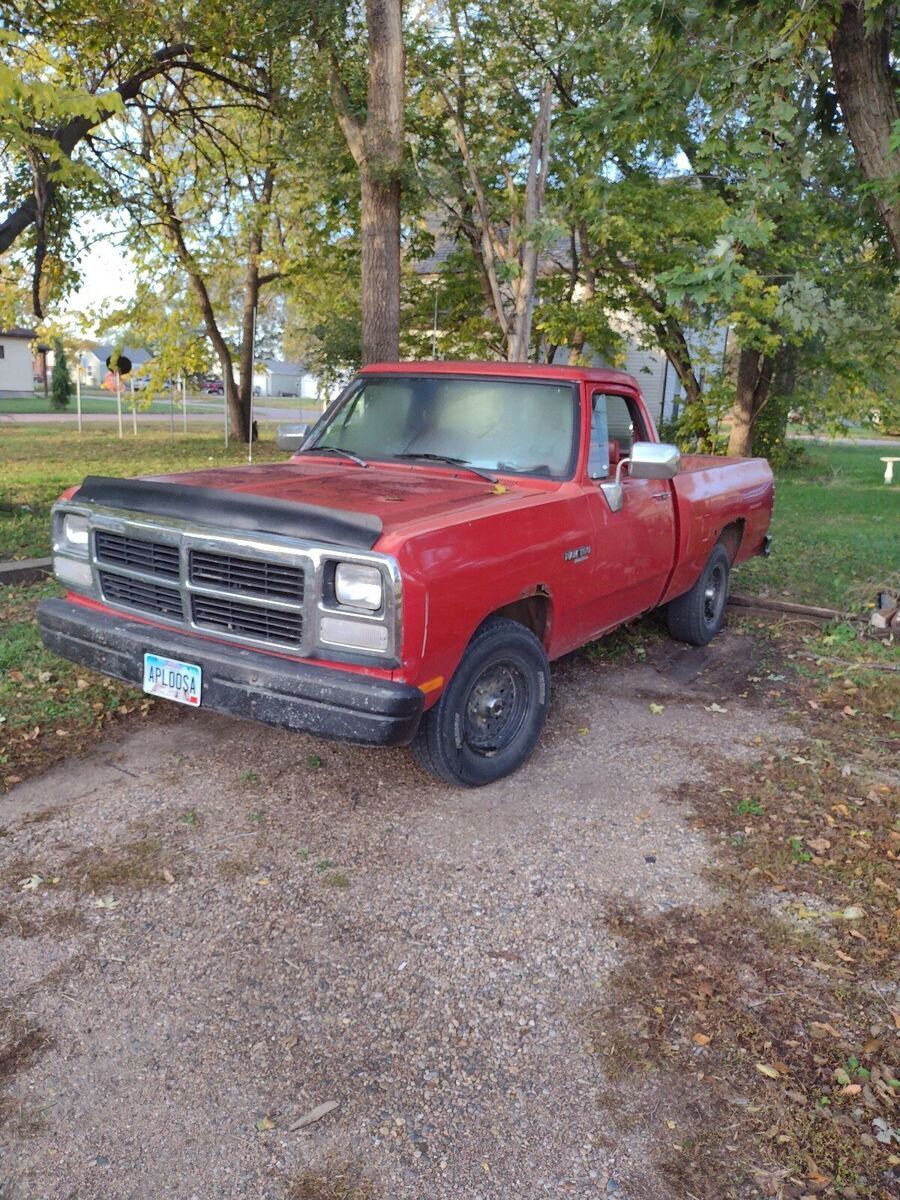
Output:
[60,835,174,894]
[284,1164,374,1200]
[0,1009,50,1085]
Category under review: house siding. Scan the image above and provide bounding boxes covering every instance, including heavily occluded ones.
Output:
[0,336,35,395]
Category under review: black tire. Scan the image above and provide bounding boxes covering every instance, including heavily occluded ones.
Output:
[411,616,550,787]
[666,544,731,646]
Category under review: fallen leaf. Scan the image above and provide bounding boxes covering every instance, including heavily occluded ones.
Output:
[256,1116,275,1132]
[841,905,865,921]
[810,1022,841,1039]
[649,703,665,715]
[92,895,119,910]
[19,874,42,892]
[704,702,728,713]
[161,868,175,885]
[841,1084,862,1096]
[692,1033,712,1046]
[756,1063,780,1079]
[289,1100,340,1131]
[806,837,831,854]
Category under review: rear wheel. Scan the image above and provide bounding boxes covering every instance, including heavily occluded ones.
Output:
[411,617,550,787]
[666,544,731,646]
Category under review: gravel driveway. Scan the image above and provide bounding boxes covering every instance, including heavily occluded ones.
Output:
[0,630,787,1199]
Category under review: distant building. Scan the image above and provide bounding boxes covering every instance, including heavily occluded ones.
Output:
[0,327,37,395]
[252,359,317,399]
[79,345,153,386]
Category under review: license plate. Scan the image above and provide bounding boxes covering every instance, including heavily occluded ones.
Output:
[142,653,202,707]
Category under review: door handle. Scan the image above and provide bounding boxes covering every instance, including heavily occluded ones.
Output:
[650,492,670,501]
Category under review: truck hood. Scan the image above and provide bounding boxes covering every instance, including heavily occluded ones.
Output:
[74,459,519,550]
[146,459,506,528]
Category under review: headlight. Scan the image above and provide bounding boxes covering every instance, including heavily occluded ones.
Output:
[334,562,383,611]
[62,514,90,552]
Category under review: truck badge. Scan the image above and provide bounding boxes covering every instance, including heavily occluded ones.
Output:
[563,545,591,563]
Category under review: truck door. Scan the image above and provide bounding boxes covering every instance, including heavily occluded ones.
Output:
[583,390,677,634]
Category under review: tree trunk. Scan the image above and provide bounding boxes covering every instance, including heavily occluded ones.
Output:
[830,2,900,260]
[727,347,775,456]
[360,172,402,362]
[237,169,275,418]
[507,80,554,362]
[361,0,404,363]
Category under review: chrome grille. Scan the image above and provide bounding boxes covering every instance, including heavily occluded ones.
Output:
[100,571,184,618]
[189,550,304,602]
[191,595,303,645]
[95,531,180,578]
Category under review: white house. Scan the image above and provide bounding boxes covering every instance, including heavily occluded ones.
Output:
[252,359,317,399]
[0,327,37,395]
[79,345,153,386]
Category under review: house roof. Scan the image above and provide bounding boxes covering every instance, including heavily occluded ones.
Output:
[90,345,153,366]
[0,327,37,340]
[259,359,306,374]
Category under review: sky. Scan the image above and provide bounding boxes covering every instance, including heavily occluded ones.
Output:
[60,216,137,333]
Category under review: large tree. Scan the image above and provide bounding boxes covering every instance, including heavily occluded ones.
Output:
[828,1,899,261]
[299,0,404,364]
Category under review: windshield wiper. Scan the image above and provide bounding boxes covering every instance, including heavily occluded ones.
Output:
[300,444,368,467]
[393,453,497,483]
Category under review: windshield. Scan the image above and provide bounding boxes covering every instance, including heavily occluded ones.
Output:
[306,375,578,478]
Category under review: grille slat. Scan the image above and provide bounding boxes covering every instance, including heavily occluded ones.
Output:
[100,571,184,618]
[96,531,180,578]
[190,550,304,602]
[192,595,302,645]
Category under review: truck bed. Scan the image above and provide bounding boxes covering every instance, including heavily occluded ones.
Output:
[662,454,774,604]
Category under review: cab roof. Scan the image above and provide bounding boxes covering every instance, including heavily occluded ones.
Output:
[361,360,640,390]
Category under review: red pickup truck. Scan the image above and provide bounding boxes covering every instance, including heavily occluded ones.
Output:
[39,362,773,786]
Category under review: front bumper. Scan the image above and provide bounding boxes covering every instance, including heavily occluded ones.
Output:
[37,598,423,747]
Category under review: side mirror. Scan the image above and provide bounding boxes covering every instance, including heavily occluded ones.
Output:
[276,422,310,452]
[599,441,680,512]
[628,441,681,480]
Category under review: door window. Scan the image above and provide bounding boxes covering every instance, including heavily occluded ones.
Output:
[588,393,646,478]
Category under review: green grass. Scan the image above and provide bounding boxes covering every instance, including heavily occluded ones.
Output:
[0,579,146,788]
[0,393,187,415]
[734,443,899,609]
[0,393,323,414]
[0,424,285,560]
[0,424,287,788]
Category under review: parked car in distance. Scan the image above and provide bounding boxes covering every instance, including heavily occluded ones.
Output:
[201,379,224,394]
[39,362,774,786]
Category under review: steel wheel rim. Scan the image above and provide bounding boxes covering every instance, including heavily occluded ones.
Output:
[703,562,727,625]
[463,660,529,755]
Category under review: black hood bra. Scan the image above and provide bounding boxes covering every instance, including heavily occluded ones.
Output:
[74,476,383,549]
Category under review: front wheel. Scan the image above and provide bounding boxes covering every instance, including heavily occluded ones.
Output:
[666,544,731,646]
[411,617,550,787]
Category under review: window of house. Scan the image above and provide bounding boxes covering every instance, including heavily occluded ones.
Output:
[0,345,5,359]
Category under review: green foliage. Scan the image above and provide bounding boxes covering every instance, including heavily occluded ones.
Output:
[49,337,71,410]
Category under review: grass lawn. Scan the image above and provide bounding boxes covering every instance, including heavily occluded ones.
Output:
[0,424,287,789]
[735,442,899,610]
[0,424,285,561]
[0,392,195,415]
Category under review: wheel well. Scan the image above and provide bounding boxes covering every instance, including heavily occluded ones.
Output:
[717,519,745,563]
[486,590,551,646]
